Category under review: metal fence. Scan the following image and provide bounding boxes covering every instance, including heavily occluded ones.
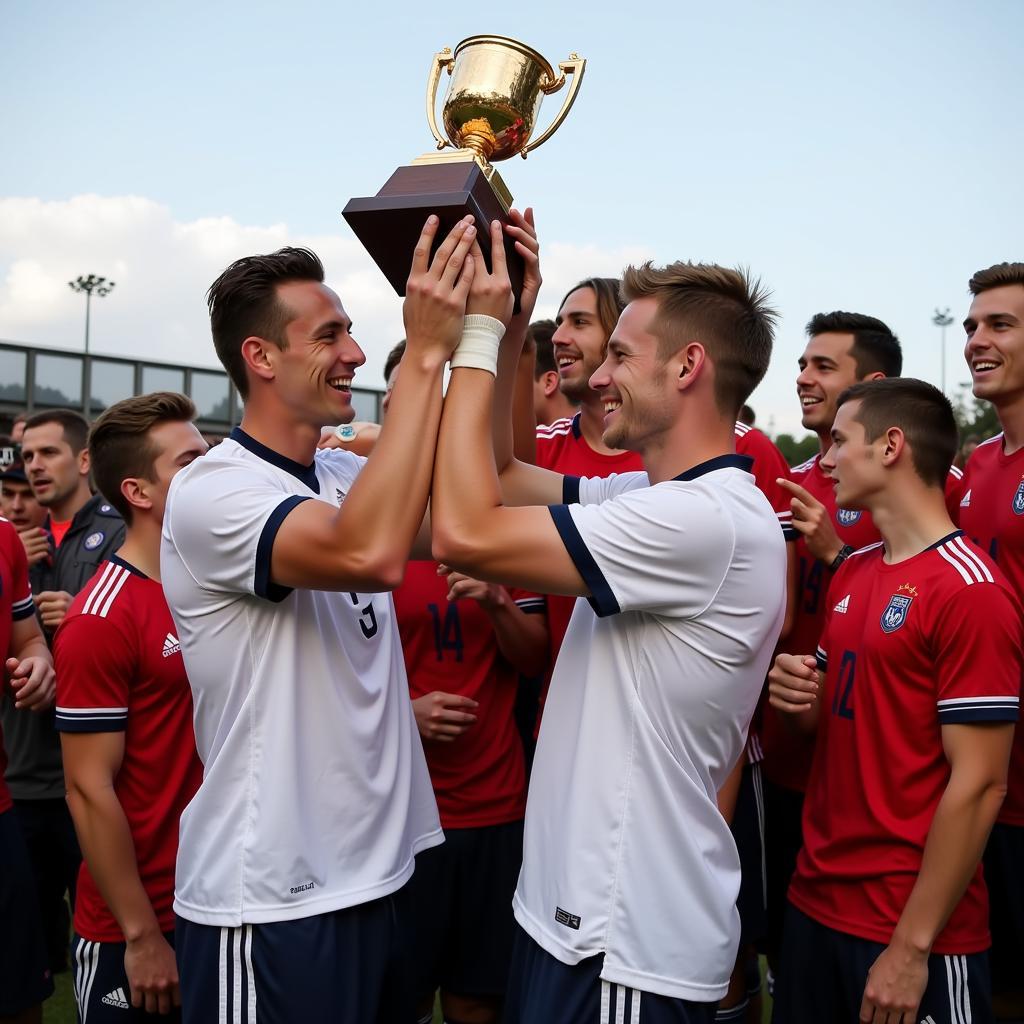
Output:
[0,339,384,436]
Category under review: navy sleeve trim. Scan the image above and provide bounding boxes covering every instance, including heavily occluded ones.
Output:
[255,495,312,603]
[937,697,1019,724]
[548,505,620,618]
[12,596,36,621]
[514,597,547,615]
[562,476,581,505]
[55,709,128,733]
[782,525,799,542]
[816,646,828,673]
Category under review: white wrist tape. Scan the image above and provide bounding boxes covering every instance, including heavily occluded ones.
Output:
[451,315,505,376]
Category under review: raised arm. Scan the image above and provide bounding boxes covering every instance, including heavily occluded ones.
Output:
[432,220,588,597]
[270,217,475,591]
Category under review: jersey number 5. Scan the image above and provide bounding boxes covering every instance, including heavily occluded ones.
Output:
[348,593,379,639]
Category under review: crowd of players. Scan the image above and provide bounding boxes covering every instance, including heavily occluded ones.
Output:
[0,210,1021,1024]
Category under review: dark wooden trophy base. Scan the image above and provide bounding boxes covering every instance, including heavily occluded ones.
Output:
[343,161,524,313]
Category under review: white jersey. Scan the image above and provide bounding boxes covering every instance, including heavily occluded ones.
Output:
[514,454,785,1002]
[161,428,441,927]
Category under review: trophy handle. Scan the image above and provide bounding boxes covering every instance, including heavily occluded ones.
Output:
[522,53,586,158]
[426,48,456,152]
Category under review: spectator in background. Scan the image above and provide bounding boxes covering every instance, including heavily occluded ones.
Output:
[528,318,578,426]
[8,409,124,973]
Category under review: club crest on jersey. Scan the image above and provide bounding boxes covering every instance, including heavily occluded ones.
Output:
[880,583,917,634]
[84,531,105,550]
[1013,479,1024,516]
[836,508,862,527]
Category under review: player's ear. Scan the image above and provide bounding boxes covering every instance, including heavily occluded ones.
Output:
[241,336,277,384]
[120,477,154,515]
[673,342,706,392]
[881,426,905,467]
[543,370,560,398]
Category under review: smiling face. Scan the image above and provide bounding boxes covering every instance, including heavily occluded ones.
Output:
[552,287,611,403]
[265,280,366,427]
[588,297,675,452]
[796,331,863,434]
[964,284,1024,406]
[820,399,884,509]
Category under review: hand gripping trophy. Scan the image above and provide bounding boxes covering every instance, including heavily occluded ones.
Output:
[344,35,585,307]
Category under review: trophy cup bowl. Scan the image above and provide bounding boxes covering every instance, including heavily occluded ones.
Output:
[343,35,585,310]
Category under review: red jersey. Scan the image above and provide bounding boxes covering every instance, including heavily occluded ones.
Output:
[789,534,1022,953]
[535,414,644,672]
[54,556,203,942]
[0,518,37,815]
[957,434,1024,825]
[393,560,542,830]
[764,454,965,791]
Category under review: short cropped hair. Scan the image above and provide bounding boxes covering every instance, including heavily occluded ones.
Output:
[836,378,956,487]
[969,262,1024,296]
[23,409,90,454]
[806,311,902,378]
[558,278,624,342]
[620,262,776,416]
[207,247,325,399]
[383,340,406,384]
[89,392,197,524]
[528,319,557,378]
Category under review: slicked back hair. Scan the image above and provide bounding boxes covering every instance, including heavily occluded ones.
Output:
[837,378,956,487]
[528,319,558,378]
[206,247,325,399]
[969,262,1024,296]
[558,278,625,343]
[89,392,198,524]
[806,311,902,379]
[620,262,777,416]
[23,409,90,454]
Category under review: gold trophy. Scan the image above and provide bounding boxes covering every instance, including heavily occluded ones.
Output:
[343,35,585,307]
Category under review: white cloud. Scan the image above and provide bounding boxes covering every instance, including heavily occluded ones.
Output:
[0,195,653,396]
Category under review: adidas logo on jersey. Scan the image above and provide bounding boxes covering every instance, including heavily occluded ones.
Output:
[960,489,971,508]
[833,594,850,614]
[162,633,181,658]
[101,987,130,1009]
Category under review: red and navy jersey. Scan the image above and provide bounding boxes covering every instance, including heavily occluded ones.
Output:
[788,533,1021,953]
[763,455,965,791]
[53,556,203,942]
[0,518,36,815]
[957,434,1024,826]
[392,561,543,830]
[734,422,796,542]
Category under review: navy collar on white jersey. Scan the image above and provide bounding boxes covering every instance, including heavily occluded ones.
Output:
[230,427,321,494]
[673,453,753,482]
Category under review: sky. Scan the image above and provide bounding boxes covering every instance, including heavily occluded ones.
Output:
[2,0,1021,436]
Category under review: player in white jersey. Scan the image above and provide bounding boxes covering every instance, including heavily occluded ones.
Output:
[431,215,786,1022]
[161,218,480,1024]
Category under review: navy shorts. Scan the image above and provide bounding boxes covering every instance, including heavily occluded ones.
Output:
[732,761,767,948]
[761,779,804,962]
[504,925,716,1024]
[175,886,415,1024]
[73,931,180,1022]
[772,903,992,1024]
[983,821,1024,995]
[0,806,54,1015]
[409,818,523,999]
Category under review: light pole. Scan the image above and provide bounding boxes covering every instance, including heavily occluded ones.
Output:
[932,307,954,394]
[68,274,115,355]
